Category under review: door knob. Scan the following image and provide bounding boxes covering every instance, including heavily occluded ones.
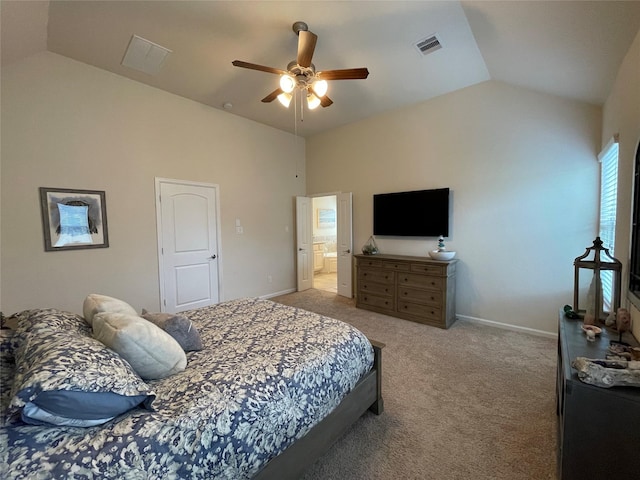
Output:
[299,248,305,251]
[210,255,217,259]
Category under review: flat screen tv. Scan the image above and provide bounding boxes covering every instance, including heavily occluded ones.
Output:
[373,188,449,237]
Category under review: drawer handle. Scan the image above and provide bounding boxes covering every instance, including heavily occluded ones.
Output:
[404,291,408,296]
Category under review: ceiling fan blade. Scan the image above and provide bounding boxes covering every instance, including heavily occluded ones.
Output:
[320,95,333,108]
[261,88,283,103]
[232,60,287,76]
[318,68,369,80]
[297,30,317,68]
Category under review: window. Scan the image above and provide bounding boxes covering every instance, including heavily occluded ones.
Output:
[598,135,619,310]
[629,142,640,303]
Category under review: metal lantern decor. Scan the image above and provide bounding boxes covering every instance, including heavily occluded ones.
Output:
[573,237,622,324]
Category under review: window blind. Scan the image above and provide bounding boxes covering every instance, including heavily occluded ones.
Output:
[598,136,619,311]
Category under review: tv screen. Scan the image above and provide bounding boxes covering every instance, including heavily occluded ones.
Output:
[373,188,449,237]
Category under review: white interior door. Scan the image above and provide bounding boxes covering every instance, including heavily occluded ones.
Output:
[337,192,353,297]
[156,179,221,313]
[296,196,313,291]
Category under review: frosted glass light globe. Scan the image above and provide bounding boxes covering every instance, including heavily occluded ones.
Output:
[279,75,296,93]
[312,79,328,97]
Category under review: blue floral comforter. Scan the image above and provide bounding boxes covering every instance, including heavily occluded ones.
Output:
[0,298,374,479]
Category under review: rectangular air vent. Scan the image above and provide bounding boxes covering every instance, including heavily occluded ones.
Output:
[415,34,442,56]
[122,35,172,75]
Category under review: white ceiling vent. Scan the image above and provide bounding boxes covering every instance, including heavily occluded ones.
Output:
[415,34,442,56]
[121,35,172,75]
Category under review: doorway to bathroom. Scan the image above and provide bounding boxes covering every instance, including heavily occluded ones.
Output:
[312,195,338,293]
[296,192,353,297]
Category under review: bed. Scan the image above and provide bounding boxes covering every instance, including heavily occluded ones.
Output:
[0,297,383,479]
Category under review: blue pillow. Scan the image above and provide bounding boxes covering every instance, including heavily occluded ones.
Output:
[22,391,150,426]
[7,309,155,427]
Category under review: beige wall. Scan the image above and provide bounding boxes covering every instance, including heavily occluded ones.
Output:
[1,52,305,314]
[602,29,640,339]
[307,80,602,334]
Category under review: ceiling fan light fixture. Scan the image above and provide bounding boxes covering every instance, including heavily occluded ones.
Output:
[280,75,296,93]
[232,21,368,112]
[277,92,292,108]
[307,93,321,110]
[312,79,328,97]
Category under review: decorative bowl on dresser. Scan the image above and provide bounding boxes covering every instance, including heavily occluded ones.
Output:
[354,253,457,329]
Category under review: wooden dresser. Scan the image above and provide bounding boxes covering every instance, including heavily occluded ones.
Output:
[556,309,640,479]
[354,253,457,328]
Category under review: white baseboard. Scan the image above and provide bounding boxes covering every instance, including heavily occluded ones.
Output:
[261,288,297,300]
[456,314,557,339]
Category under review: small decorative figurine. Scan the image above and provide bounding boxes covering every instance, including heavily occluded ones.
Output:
[616,308,631,333]
[437,235,446,252]
[609,307,632,345]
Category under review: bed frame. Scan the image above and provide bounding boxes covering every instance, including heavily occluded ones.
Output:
[254,339,384,479]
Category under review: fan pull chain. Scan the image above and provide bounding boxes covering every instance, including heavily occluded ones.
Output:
[294,90,299,178]
[300,89,304,123]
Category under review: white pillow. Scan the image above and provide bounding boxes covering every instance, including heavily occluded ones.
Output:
[92,312,187,380]
[83,294,138,326]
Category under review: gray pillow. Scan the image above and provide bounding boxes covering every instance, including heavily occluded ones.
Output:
[141,309,203,352]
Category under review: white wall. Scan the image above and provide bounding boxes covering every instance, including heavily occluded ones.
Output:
[307,80,602,334]
[1,52,305,314]
[602,29,640,340]
[312,195,337,239]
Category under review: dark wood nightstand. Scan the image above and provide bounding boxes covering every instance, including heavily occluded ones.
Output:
[556,309,640,479]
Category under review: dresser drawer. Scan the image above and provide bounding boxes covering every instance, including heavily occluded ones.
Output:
[398,286,442,306]
[382,261,411,272]
[359,293,395,311]
[358,258,383,268]
[398,273,444,291]
[359,268,395,285]
[359,281,394,297]
[398,300,442,321]
[410,263,446,275]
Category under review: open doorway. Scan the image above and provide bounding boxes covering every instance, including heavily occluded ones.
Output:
[312,195,337,293]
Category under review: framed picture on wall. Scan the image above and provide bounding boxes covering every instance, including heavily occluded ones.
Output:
[317,208,336,228]
[39,187,109,251]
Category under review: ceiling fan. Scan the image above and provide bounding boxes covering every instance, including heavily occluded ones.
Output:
[232,21,369,110]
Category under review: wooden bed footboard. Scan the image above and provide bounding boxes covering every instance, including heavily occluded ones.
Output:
[254,338,385,480]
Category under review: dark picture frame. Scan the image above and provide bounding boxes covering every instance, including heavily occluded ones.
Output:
[39,187,109,251]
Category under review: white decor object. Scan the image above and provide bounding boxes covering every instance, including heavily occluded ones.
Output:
[429,235,455,260]
[429,250,456,261]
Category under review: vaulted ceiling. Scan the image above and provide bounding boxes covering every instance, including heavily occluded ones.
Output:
[2,1,640,137]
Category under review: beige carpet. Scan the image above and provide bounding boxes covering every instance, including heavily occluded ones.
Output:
[272,289,557,480]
